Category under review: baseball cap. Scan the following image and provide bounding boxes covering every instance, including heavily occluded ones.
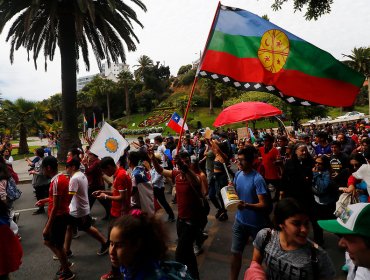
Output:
[318,203,370,238]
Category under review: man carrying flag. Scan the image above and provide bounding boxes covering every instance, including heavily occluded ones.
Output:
[167,112,188,134]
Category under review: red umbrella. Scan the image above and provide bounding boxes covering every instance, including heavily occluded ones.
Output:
[213,101,282,127]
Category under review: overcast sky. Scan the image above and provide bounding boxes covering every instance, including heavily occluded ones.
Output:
[0,0,368,101]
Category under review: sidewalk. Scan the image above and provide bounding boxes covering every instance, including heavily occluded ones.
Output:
[12,137,54,184]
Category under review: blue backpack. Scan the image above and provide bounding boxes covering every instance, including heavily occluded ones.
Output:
[6,177,22,201]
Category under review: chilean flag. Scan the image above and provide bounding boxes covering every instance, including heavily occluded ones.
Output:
[167,112,188,133]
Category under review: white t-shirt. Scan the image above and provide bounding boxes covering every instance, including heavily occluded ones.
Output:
[69,171,90,218]
[157,144,168,168]
[352,164,370,197]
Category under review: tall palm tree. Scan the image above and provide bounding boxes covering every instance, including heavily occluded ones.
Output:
[134,55,153,81]
[0,0,146,159]
[343,47,370,115]
[118,70,134,116]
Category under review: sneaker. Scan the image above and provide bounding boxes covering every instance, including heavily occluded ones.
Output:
[97,242,109,256]
[100,271,121,280]
[59,270,75,280]
[13,212,20,223]
[193,245,203,256]
[218,211,228,221]
[215,209,223,219]
[32,208,45,215]
[53,250,73,260]
[91,216,97,226]
[56,262,74,276]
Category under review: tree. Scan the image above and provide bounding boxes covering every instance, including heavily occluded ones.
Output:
[47,93,62,122]
[118,70,135,116]
[343,47,370,114]
[201,79,216,114]
[134,55,153,81]
[0,0,146,159]
[177,64,192,76]
[271,0,334,20]
[3,99,48,154]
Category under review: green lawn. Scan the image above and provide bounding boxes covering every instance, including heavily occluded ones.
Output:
[11,146,38,160]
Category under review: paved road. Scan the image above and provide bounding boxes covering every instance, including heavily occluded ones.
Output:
[11,182,347,280]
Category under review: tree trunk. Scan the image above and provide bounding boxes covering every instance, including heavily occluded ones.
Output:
[125,84,130,116]
[209,91,214,115]
[18,124,29,154]
[57,10,81,160]
[107,92,111,121]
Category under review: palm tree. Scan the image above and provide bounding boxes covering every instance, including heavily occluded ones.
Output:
[118,70,134,116]
[134,55,153,81]
[343,47,370,115]
[0,0,146,159]
[3,99,48,154]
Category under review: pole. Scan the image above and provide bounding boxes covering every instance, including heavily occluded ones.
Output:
[274,116,289,135]
[176,76,199,154]
[176,2,221,154]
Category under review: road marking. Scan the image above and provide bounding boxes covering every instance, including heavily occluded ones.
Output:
[15,207,40,213]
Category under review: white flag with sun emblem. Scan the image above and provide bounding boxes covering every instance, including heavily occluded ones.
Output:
[90,123,129,163]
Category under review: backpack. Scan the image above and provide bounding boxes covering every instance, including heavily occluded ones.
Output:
[235,170,273,215]
[6,177,22,201]
[261,229,319,279]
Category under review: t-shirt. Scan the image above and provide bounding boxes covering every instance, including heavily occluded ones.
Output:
[157,144,168,168]
[48,173,70,216]
[172,170,201,221]
[69,171,90,218]
[234,170,268,227]
[253,229,336,280]
[111,167,132,218]
[352,164,370,198]
[259,147,280,180]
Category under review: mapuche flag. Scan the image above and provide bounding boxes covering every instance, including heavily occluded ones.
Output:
[197,4,365,107]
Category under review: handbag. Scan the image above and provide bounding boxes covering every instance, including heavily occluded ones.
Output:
[6,177,22,201]
[334,192,359,218]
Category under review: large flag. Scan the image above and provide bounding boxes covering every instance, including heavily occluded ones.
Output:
[90,122,129,163]
[167,112,188,133]
[197,4,365,107]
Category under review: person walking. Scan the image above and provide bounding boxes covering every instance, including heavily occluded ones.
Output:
[230,146,271,280]
[62,158,109,259]
[35,156,75,280]
[94,156,132,280]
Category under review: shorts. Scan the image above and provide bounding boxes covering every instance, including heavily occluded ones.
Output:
[43,214,69,248]
[69,214,92,231]
[231,219,260,254]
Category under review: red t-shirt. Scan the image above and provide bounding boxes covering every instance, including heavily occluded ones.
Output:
[111,167,132,218]
[259,147,280,180]
[48,173,70,216]
[172,170,201,221]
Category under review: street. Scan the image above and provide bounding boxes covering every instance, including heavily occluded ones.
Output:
[11,182,347,280]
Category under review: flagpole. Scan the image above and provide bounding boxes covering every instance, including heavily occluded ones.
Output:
[196,1,221,75]
[176,2,221,154]
[274,116,289,135]
[176,76,198,153]
[93,112,96,131]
